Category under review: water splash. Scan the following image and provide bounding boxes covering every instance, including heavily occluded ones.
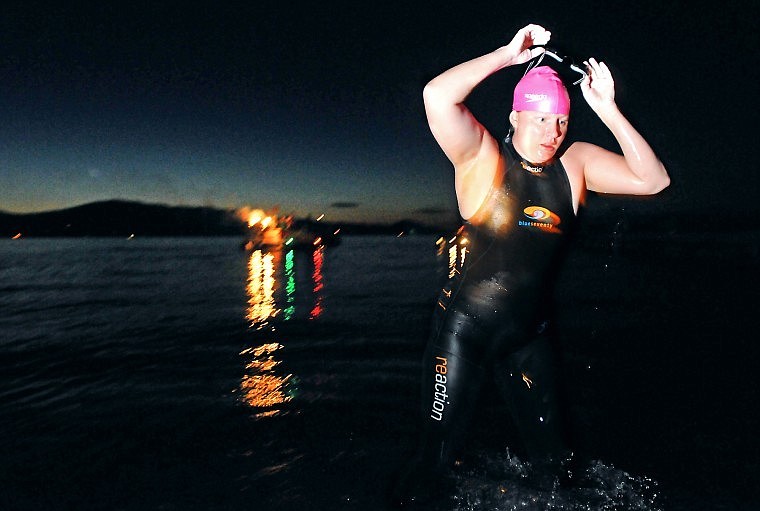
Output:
[452,449,662,511]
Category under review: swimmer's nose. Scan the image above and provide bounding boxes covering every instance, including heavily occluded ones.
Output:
[546,120,562,139]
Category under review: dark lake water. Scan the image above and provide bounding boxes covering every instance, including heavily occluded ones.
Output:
[1,232,757,510]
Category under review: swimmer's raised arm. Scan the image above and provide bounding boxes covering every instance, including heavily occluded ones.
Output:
[564,58,670,195]
[423,24,551,218]
[423,24,550,167]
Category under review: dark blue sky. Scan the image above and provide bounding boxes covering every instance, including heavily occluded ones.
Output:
[1,1,755,224]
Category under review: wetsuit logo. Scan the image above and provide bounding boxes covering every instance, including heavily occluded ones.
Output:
[430,356,449,421]
[519,206,562,233]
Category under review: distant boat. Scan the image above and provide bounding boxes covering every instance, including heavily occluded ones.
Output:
[240,210,340,251]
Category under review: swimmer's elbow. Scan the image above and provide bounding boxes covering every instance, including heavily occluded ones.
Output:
[655,174,671,194]
[423,76,464,112]
[611,169,670,196]
[647,164,671,195]
[423,80,445,111]
[631,163,670,195]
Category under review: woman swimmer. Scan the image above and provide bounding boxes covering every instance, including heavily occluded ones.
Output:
[392,24,670,506]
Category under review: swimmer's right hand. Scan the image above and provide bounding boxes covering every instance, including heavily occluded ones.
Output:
[505,24,552,66]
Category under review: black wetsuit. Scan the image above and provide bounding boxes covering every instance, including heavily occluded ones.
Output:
[415,141,577,480]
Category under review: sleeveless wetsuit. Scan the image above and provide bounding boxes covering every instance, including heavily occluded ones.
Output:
[416,140,577,478]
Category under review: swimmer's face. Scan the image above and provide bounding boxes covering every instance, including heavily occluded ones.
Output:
[510,110,569,164]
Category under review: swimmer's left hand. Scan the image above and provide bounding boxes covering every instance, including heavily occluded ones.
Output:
[580,58,617,113]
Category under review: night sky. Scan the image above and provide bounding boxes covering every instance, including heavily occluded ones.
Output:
[1,1,756,224]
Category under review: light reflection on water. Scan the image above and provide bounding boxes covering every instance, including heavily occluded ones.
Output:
[435,227,468,284]
[239,244,326,417]
[310,245,325,320]
[246,249,278,328]
[239,343,292,419]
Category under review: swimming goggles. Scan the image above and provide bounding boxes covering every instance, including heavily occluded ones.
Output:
[524,47,588,85]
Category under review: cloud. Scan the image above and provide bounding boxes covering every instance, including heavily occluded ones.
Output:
[330,202,360,208]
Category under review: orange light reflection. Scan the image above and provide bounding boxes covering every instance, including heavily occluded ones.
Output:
[437,227,468,282]
[240,243,328,417]
[239,343,293,418]
[310,245,325,319]
[246,249,279,329]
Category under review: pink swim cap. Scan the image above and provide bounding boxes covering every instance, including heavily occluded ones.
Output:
[512,66,570,115]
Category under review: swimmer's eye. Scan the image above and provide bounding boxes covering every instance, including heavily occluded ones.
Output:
[535,117,568,125]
